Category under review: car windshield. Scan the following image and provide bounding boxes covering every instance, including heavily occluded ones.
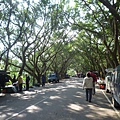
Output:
[49,74,56,77]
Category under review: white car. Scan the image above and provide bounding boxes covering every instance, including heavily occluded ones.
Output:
[105,73,112,93]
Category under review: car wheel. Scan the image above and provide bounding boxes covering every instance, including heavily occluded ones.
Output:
[106,89,109,93]
[112,97,120,108]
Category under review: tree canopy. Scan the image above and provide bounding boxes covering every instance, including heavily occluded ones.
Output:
[0,0,120,82]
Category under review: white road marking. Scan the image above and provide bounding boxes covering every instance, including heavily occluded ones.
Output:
[6,97,49,120]
[102,90,120,119]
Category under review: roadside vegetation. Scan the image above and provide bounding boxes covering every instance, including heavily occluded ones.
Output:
[0,0,120,84]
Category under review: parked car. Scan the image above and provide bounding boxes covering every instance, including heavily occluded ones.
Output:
[64,74,70,79]
[105,72,112,93]
[0,70,10,93]
[110,65,120,108]
[48,73,59,83]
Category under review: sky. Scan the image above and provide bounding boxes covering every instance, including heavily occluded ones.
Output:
[18,0,75,7]
[0,0,75,53]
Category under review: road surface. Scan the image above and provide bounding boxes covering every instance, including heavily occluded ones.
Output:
[0,77,120,120]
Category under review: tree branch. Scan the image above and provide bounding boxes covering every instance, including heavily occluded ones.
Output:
[99,0,120,21]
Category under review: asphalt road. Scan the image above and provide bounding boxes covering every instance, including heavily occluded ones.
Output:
[0,77,120,120]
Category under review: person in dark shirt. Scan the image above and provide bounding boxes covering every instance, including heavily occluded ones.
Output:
[89,71,97,95]
[26,74,30,90]
[42,74,46,87]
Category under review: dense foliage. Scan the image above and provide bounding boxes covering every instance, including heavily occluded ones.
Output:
[0,0,120,83]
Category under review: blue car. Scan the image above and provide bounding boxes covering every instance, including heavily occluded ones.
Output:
[48,73,59,83]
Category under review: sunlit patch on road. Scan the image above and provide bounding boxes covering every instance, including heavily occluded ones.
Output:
[26,105,42,113]
[67,103,83,111]
[50,96,61,100]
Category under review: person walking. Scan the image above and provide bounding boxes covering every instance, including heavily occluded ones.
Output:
[89,71,97,95]
[42,74,46,87]
[26,74,30,90]
[83,72,93,102]
[18,74,23,92]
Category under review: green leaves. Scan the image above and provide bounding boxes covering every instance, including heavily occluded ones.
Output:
[0,0,119,78]
[0,11,2,19]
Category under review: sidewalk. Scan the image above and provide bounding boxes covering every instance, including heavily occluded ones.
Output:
[87,84,120,120]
